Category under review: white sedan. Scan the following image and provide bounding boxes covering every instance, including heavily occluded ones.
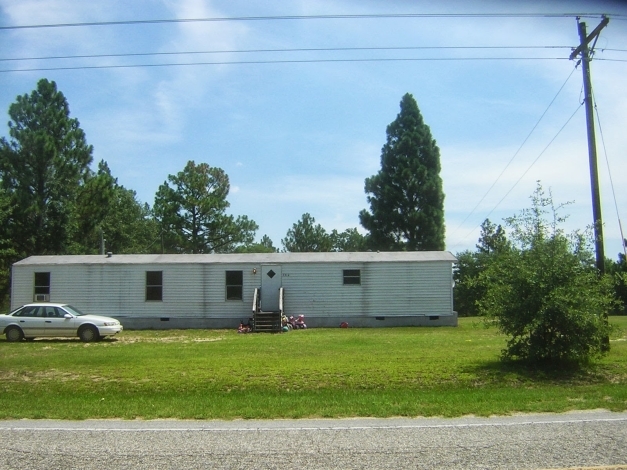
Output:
[0,303,123,342]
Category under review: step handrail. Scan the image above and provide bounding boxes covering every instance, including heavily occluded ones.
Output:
[252,287,259,313]
[279,287,284,315]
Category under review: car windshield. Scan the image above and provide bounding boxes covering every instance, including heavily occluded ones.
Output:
[62,305,86,316]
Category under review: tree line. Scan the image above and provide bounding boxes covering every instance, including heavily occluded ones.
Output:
[0,80,445,306]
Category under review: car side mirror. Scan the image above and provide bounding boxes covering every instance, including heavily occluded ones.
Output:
[64,313,72,319]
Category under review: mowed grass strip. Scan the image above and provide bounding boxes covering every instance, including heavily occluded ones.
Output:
[0,317,625,420]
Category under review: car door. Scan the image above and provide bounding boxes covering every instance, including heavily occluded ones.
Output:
[41,306,74,337]
[12,306,45,336]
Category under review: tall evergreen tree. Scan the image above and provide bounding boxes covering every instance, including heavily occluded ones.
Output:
[330,228,368,252]
[0,188,16,307]
[281,213,332,252]
[454,219,511,317]
[476,219,510,255]
[70,160,117,253]
[86,161,159,255]
[360,93,445,251]
[153,160,257,253]
[0,78,94,257]
[234,235,278,253]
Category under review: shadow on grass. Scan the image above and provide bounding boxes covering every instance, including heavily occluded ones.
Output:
[464,358,613,386]
[1,337,119,344]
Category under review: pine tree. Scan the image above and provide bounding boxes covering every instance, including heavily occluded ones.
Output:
[0,79,94,256]
[359,93,445,251]
[153,160,257,253]
[281,213,332,252]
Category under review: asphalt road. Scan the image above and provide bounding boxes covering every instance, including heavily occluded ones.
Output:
[1,411,626,469]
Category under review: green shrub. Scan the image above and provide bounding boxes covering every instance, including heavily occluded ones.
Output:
[478,184,615,365]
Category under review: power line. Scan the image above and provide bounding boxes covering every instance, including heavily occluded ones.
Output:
[1,13,624,31]
[456,102,584,247]
[448,65,579,244]
[0,45,573,62]
[0,56,572,73]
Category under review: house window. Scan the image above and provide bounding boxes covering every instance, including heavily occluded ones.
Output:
[34,272,50,301]
[343,269,361,285]
[226,271,243,300]
[146,271,163,301]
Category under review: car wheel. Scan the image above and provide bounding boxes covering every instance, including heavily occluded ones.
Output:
[6,326,24,342]
[79,325,98,343]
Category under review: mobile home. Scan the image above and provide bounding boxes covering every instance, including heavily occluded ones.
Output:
[11,252,457,329]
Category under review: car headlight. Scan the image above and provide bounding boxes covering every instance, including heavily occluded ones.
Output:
[103,321,119,326]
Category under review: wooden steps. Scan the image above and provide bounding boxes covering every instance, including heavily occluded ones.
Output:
[253,310,282,332]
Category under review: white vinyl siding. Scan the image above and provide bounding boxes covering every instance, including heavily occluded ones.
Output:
[10,253,455,324]
[280,262,452,318]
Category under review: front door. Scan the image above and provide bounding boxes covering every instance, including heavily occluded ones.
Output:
[261,265,282,312]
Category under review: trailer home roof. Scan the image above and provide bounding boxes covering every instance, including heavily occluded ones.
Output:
[15,251,456,266]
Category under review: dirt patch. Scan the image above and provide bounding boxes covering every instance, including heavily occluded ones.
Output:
[115,335,224,344]
[4,368,82,383]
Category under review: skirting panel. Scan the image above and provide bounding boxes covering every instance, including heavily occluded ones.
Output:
[114,313,458,330]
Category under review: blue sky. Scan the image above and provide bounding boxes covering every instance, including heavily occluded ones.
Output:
[1,0,626,258]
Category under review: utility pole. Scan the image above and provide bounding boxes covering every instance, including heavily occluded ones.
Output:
[570,16,609,274]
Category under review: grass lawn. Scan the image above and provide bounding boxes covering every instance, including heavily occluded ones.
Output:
[0,317,625,420]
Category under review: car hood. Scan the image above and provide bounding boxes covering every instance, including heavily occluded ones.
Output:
[77,315,120,323]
